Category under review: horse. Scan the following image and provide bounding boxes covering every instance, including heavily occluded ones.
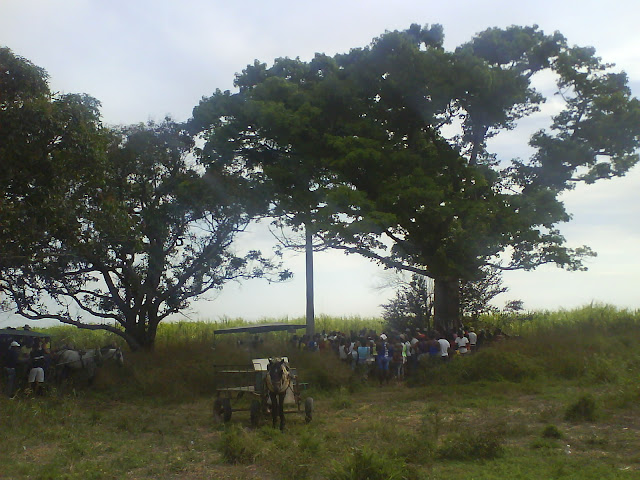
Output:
[55,346,123,385]
[98,346,124,367]
[265,357,291,431]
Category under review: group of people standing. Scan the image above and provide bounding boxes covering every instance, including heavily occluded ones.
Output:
[293,326,485,383]
[3,337,50,397]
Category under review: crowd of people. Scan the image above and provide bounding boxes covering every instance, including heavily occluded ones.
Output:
[2,332,52,398]
[291,326,506,383]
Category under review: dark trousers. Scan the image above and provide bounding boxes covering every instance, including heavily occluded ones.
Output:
[5,367,16,397]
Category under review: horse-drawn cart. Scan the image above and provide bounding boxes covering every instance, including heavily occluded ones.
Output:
[212,357,313,427]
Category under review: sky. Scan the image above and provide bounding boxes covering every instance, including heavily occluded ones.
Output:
[1,0,639,326]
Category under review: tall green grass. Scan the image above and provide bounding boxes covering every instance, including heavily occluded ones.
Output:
[478,303,640,336]
[36,314,384,350]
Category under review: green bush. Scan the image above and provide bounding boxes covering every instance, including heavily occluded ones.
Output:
[286,350,353,391]
[565,394,598,422]
[329,447,405,480]
[584,355,620,383]
[463,349,539,382]
[219,425,259,464]
[437,430,504,460]
[411,349,539,386]
[542,424,563,439]
[391,431,435,464]
[530,438,559,450]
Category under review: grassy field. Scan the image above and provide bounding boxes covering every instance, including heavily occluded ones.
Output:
[1,305,639,479]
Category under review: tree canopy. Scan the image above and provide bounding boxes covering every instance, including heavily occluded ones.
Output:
[192,24,640,331]
[1,49,287,349]
[3,22,640,340]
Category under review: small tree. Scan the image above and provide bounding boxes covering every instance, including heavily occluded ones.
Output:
[460,266,508,322]
[503,300,525,314]
[381,274,434,333]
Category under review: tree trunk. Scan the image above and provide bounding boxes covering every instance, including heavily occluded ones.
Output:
[434,277,461,333]
[141,324,158,350]
[305,225,315,337]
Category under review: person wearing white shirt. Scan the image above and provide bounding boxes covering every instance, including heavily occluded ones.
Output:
[437,336,450,361]
[468,328,478,352]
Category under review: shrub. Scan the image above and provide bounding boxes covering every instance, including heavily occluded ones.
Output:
[530,438,559,450]
[584,355,620,383]
[219,425,259,464]
[462,349,539,382]
[542,424,563,439]
[286,350,353,391]
[391,431,435,465]
[411,349,539,386]
[437,430,504,460]
[329,447,405,480]
[564,394,598,422]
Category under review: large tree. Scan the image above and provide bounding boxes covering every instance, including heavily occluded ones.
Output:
[0,47,106,270]
[308,25,640,330]
[192,24,640,333]
[1,49,286,349]
[191,55,351,336]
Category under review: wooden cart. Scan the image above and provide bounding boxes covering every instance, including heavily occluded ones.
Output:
[212,357,313,426]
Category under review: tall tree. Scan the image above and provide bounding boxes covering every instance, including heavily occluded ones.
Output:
[1,46,107,312]
[191,56,348,336]
[192,25,640,333]
[5,119,287,350]
[0,49,287,349]
[317,25,640,330]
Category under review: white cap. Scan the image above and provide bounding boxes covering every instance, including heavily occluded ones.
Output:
[10,341,20,347]
[380,333,388,340]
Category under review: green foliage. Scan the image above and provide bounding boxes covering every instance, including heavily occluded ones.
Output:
[315,315,384,336]
[460,265,508,319]
[530,438,560,450]
[329,447,406,480]
[411,348,539,385]
[460,349,541,382]
[382,274,434,332]
[565,394,599,422]
[330,387,354,410]
[286,350,353,391]
[298,430,323,454]
[3,309,640,479]
[219,425,259,464]
[391,430,435,465]
[437,429,505,460]
[1,50,286,351]
[541,424,563,439]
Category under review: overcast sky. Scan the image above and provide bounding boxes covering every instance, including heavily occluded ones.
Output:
[2,0,639,325]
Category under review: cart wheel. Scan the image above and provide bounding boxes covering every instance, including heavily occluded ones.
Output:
[222,398,232,423]
[213,398,223,422]
[250,399,263,427]
[304,397,314,423]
